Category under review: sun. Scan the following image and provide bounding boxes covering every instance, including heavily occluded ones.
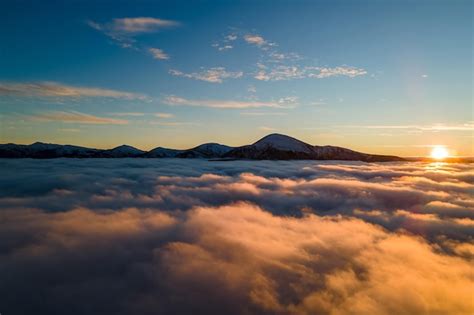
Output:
[430,145,449,160]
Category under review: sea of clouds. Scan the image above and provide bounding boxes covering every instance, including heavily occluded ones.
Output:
[0,158,472,315]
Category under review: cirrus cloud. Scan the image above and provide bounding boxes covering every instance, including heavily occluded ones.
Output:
[0,81,148,100]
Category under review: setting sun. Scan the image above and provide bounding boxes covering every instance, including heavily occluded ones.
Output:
[431,146,449,160]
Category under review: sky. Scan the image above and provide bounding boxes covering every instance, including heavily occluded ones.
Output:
[0,0,472,156]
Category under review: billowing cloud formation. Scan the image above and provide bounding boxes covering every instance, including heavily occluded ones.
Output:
[0,81,148,100]
[169,67,243,83]
[0,159,472,314]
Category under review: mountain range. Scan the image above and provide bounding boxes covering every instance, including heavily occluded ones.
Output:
[0,133,404,162]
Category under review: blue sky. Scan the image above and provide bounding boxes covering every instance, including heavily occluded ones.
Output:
[0,0,472,156]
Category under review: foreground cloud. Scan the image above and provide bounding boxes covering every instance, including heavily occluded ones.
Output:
[0,81,148,100]
[0,159,472,314]
[163,95,297,109]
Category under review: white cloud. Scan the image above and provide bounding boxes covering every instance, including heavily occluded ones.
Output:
[0,82,148,100]
[148,48,169,60]
[29,111,129,125]
[244,34,270,47]
[254,65,367,81]
[226,34,238,41]
[164,95,297,109]
[169,67,243,83]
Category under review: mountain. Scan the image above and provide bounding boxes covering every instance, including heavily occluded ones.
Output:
[144,147,183,158]
[176,143,233,158]
[0,142,99,158]
[100,145,145,157]
[224,134,404,162]
[0,134,404,162]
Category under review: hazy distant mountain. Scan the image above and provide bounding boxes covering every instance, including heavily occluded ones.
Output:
[0,134,404,162]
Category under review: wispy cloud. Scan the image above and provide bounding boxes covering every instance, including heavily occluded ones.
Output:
[88,17,178,58]
[58,128,81,132]
[0,82,148,100]
[164,95,297,109]
[148,48,169,60]
[212,32,238,51]
[240,111,287,116]
[149,121,197,126]
[351,123,474,132]
[169,67,243,83]
[88,17,179,35]
[155,113,174,118]
[111,112,145,117]
[210,30,367,83]
[243,34,275,50]
[29,111,128,125]
[255,65,367,81]
[259,126,276,131]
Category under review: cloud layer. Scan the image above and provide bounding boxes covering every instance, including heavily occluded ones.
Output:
[0,159,472,314]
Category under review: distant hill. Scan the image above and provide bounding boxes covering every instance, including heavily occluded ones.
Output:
[0,133,404,162]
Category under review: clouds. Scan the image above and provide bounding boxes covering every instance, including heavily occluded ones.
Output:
[163,95,297,109]
[169,67,243,83]
[28,111,129,125]
[255,65,367,81]
[0,159,473,314]
[88,17,178,58]
[100,17,179,33]
[243,34,275,50]
[148,48,169,60]
[0,81,148,100]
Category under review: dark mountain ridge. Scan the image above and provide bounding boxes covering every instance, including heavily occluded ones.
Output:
[0,134,404,162]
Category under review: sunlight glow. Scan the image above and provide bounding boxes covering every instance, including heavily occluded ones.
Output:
[430,146,449,160]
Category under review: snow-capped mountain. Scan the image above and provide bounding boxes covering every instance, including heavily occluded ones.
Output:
[0,134,404,161]
[224,133,404,162]
[0,142,100,158]
[176,143,233,158]
[144,147,183,158]
[101,145,145,157]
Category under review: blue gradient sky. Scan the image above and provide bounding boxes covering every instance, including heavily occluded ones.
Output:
[0,0,472,156]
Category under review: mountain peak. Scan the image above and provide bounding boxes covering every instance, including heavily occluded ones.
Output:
[253,133,313,153]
